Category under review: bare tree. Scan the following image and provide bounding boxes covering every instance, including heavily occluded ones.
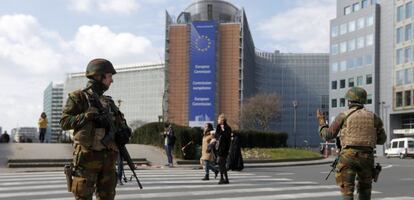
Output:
[241,93,281,130]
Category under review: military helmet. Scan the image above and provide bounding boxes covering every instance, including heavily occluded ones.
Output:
[85,58,116,79]
[345,87,367,104]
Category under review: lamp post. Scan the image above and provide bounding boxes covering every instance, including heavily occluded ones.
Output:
[292,100,298,148]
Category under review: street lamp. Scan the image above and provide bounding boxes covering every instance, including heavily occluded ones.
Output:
[292,100,298,148]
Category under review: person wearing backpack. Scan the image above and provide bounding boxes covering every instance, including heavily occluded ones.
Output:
[163,123,175,167]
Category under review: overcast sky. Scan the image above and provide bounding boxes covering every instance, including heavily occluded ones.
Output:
[0,0,335,133]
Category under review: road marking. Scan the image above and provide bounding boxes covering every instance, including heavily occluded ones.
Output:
[275,173,295,175]
[374,197,414,200]
[382,164,393,169]
[31,185,339,200]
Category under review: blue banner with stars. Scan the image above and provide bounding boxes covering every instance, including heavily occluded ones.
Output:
[189,21,217,127]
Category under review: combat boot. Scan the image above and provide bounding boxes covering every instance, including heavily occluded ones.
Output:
[224,171,230,184]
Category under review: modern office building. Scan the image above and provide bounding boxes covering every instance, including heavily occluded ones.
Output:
[256,51,329,146]
[330,0,414,154]
[165,0,329,146]
[64,63,165,125]
[43,82,64,143]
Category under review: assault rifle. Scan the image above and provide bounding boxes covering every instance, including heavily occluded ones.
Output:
[86,88,143,189]
[325,138,341,180]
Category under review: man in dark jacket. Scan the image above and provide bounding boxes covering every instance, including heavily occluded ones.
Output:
[227,132,244,171]
[163,123,175,167]
[215,114,232,184]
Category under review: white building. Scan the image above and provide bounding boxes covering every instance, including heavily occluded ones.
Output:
[63,63,165,126]
[13,127,38,143]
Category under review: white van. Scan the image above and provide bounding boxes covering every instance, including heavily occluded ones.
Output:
[385,138,414,159]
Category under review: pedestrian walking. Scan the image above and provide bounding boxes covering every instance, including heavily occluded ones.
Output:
[38,112,48,143]
[60,58,131,200]
[163,123,175,167]
[317,87,386,200]
[0,131,10,143]
[200,123,219,181]
[227,132,244,171]
[215,114,232,184]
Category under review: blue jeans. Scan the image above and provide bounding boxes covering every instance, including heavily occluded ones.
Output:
[165,145,173,165]
[204,160,218,176]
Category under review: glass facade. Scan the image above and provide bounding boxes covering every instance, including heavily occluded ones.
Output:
[256,52,329,146]
[43,82,63,143]
[64,64,165,126]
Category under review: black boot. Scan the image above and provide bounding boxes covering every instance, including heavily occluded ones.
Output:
[224,171,229,184]
[218,173,226,184]
[214,170,219,179]
[202,174,209,181]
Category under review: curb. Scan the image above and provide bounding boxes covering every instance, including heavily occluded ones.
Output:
[176,157,325,165]
[7,158,149,168]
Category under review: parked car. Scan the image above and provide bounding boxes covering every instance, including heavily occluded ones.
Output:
[385,138,414,159]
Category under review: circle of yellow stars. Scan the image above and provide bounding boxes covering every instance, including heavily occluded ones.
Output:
[195,35,212,52]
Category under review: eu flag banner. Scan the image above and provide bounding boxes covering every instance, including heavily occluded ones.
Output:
[189,21,217,127]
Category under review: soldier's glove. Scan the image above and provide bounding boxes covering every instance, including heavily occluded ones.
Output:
[93,113,109,129]
[316,109,326,126]
[115,127,131,146]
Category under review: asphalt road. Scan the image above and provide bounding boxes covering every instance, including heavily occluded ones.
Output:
[0,157,412,200]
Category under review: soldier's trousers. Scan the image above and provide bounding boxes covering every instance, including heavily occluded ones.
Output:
[335,148,374,200]
[72,145,117,200]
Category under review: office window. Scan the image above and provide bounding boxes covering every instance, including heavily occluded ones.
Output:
[345,6,352,15]
[366,34,374,46]
[348,78,355,87]
[340,23,347,35]
[357,37,365,49]
[340,42,347,53]
[331,44,339,55]
[347,58,355,69]
[397,48,404,64]
[331,26,339,37]
[405,90,412,106]
[366,74,373,84]
[397,27,404,43]
[407,2,413,19]
[332,62,338,72]
[340,79,346,88]
[405,68,413,84]
[362,0,369,8]
[340,98,346,107]
[356,56,363,67]
[396,70,404,86]
[332,99,338,108]
[398,5,405,22]
[396,92,403,107]
[348,39,356,51]
[207,4,213,20]
[348,21,356,32]
[340,61,347,71]
[332,80,337,89]
[367,94,373,104]
[405,47,413,63]
[353,3,360,12]
[366,15,374,26]
[357,18,365,29]
[357,76,363,86]
[365,54,373,65]
[405,24,412,41]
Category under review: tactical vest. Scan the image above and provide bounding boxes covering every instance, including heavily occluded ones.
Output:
[73,90,118,151]
[340,108,377,148]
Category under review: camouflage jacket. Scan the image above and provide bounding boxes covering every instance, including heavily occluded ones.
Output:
[60,89,126,151]
[319,106,386,146]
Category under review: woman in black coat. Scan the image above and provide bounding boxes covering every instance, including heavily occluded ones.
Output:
[215,114,232,184]
[227,132,244,171]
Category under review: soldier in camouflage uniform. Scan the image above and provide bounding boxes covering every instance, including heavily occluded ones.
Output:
[60,58,127,200]
[317,87,386,200]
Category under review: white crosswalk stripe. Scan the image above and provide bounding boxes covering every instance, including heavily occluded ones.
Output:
[0,169,402,200]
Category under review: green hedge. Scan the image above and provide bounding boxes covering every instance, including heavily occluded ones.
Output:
[130,122,202,160]
[130,122,288,160]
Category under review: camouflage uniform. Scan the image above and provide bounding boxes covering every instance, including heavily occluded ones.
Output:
[317,87,386,200]
[60,58,125,200]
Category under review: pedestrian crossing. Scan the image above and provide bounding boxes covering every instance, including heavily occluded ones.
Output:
[0,168,409,200]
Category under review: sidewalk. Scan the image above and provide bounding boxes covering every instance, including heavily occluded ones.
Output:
[0,143,334,172]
